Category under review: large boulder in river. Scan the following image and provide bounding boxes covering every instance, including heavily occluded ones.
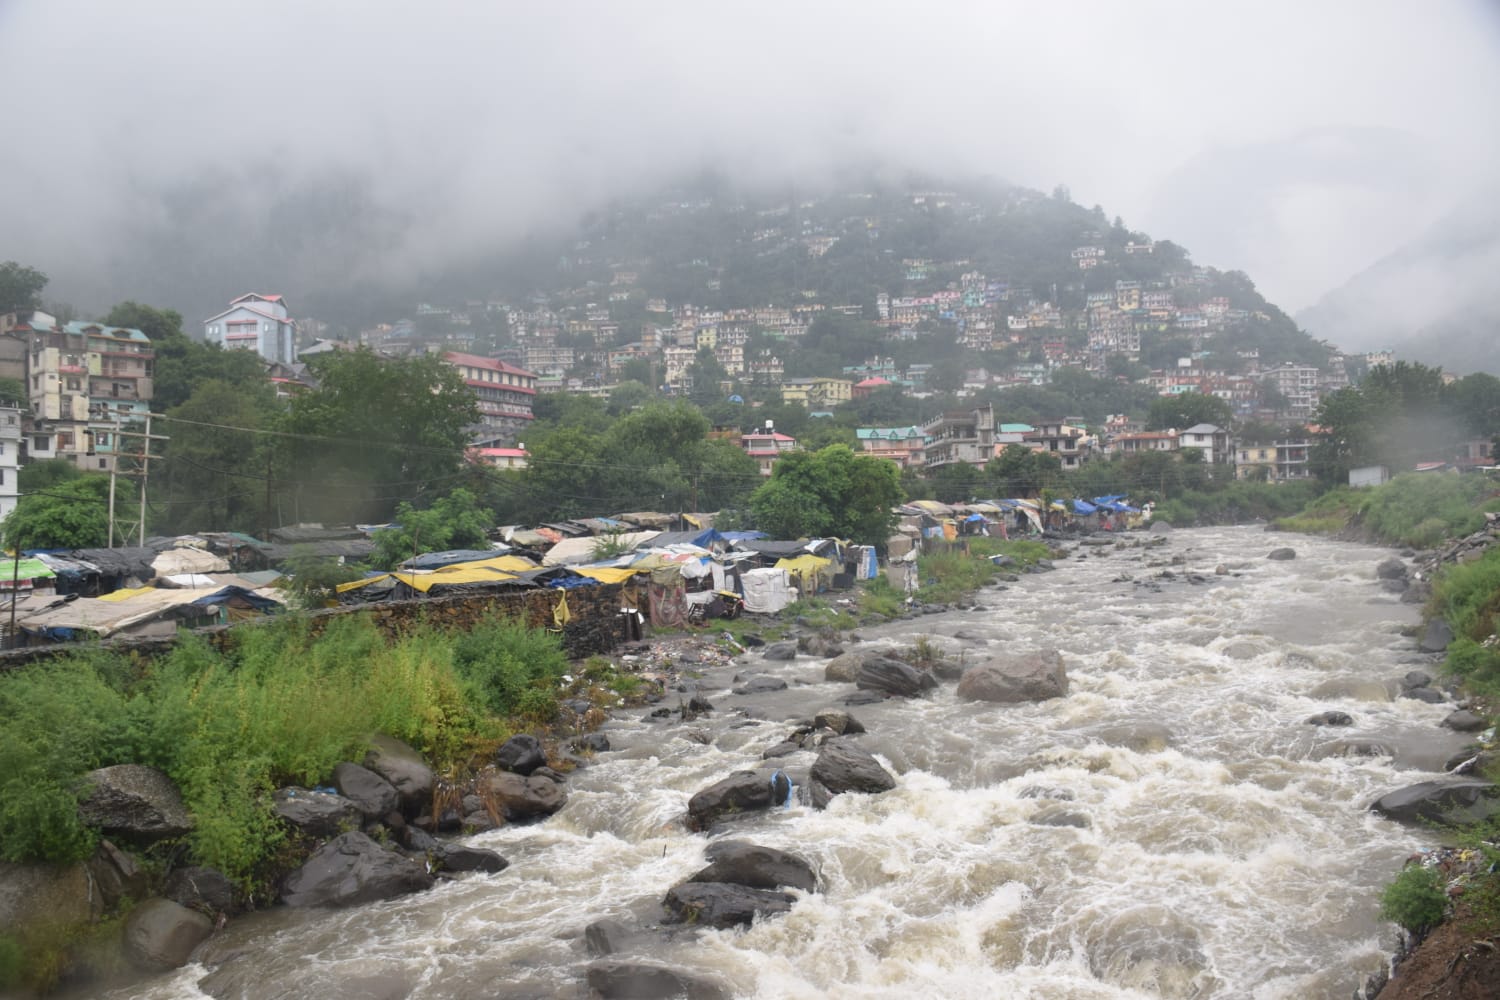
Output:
[1375,558,1408,581]
[824,651,866,682]
[686,770,792,832]
[692,840,817,893]
[163,865,238,917]
[957,650,1069,703]
[662,881,795,929]
[480,770,568,821]
[1418,619,1454,654]
[332,762,400,820]
[363,735,435,816]
[1267,547,1297,560]
[585,960,728,1000]
[123,897,213,971]
[855,656,936,698]
[273,787,361,837]
[77,765,193,843]
[281,831,433,907]
[495,734,547,776]
[809,741,895,808]
[761,641,798,661]
[1371,780,1500,828]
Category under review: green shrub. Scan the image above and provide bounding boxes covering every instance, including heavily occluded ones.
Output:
[0,935,22,991]
[1360,473,1488,547]
[1380,863,1448,934]
[451,613,571,717]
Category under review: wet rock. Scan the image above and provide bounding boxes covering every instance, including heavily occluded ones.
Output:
[583,918,642,958]
[273,787,361,837]
[332,762,400,820]
[799,634,844,658]
[762,740,803,760]
[1371,780,1500,828]
[662,881,795,929]
[855,656,936,698]
[480,771,568,821]
[364,734,435,816]
[733,675,788,695]
[761,642,798,661]
[1400,686,1446,704]
[823,651,865,682]
[1148,520,1173,533]
[86,839,150,914]
[1090,722,1172,752]
[1402,669,1433,690]
[124,898,213,971]
[495,734,547,776]
[686,769,793,832]
[843,689,887,706]
[281,832,433,907]
[686,694,715,715]
[76,764,193,843]
[1031,804,1091,828]
[694,841,817,892]
[574,733,612,753]
[585,959,728,999]
[1418,620,1454,653]
[435,845,509,874]
[1222,642,1262,661]
[957,650,1069,703]
[1267,547,1296,560]
[1305,711,1354,727]
[1376,558,1408,580]
[163,865,237,917]
[1447,748,1500,773]
[813,709,865,735]
[1443,709,1489,732]
[809,741,896,808]
[1311,739,1398,760]
[1379,579,1409,593]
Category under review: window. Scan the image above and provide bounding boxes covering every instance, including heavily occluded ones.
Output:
[99,459,107,470]
[33,436,47,451]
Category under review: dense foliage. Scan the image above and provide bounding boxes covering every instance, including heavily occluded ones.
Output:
[0,614,586,888]
[749,444,902,545]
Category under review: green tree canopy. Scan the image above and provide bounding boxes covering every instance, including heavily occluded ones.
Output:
[276,348,478,523]
[371,488,494,569]
[749,444,902,546]
[1145,392,1232,431]
[104,301,270,412]
[0,261,47,314]
[2,475,116,549]
[986,444,1064,498]
[156,379,278,534]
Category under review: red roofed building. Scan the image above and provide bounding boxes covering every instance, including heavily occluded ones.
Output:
[852,376,893,399]
[204,294,296,364]
[443,352,537,442]
[740,430,797,476]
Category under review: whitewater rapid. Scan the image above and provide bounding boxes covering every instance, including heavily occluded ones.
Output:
[111,526,1470,999]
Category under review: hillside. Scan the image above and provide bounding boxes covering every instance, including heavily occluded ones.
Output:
[1296,193,1500,374]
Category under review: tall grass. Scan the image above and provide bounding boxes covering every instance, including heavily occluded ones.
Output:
[1432,547,1500,698]
[1359,473,1492,548]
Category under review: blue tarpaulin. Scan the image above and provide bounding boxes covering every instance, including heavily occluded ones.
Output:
[1072,499,1098,514]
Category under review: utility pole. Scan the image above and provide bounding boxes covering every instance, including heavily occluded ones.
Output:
[99,411,169,546]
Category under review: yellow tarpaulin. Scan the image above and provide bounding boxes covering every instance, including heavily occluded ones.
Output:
[553,590,570,627]
[775,554,832,595]
[334,566,519,594]
[98,586,156,603]
[571,566,644,584]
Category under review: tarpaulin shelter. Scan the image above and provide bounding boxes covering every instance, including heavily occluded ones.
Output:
[542,531,661,566]
[0,557,57,592]
[18,586,227,642]
[740,567,793,613]
[151,547,231,578]
[644,528,726,550]
[775,553,832,596]
[401,548,511,570]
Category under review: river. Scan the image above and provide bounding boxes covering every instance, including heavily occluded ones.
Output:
[109,526,1472,999]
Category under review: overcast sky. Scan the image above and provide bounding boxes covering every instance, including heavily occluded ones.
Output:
[3,0,1497,317]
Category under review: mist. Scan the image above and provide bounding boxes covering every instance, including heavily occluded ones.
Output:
[2,0,1497,326]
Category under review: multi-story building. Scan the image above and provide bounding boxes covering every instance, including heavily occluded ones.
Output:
[855,426,925,468]
[521,345,575,377]
[0,400,22,520]
[922,403,995,470]
[1234,432,1314,481]
[781,377,853,409]
[442,352,536,443]
[1177,423,1231,464]
[204,293,296,365]
[741,429,797,476]
[14,315,154,471]
[1024,420,1092,471]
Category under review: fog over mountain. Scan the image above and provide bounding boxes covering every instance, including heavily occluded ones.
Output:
[2,0,1496,332]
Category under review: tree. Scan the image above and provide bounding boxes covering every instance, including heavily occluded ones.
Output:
[986,444,1063,497]
[371,488,494,569]
[156,379,277,534]
[617,358,655,388]
[749,445,902,546]
[275,348,478,523]
[0,261,47,314]
[2,475,116,549]
[0,376,25,406]
[929,461,984,503]
[1145,392,1232,431]
[686,348,730,407]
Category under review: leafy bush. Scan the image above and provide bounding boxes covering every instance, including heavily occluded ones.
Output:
[1155,481,1322,527]
[451,613,571,718]
[1380,863,1447,934]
